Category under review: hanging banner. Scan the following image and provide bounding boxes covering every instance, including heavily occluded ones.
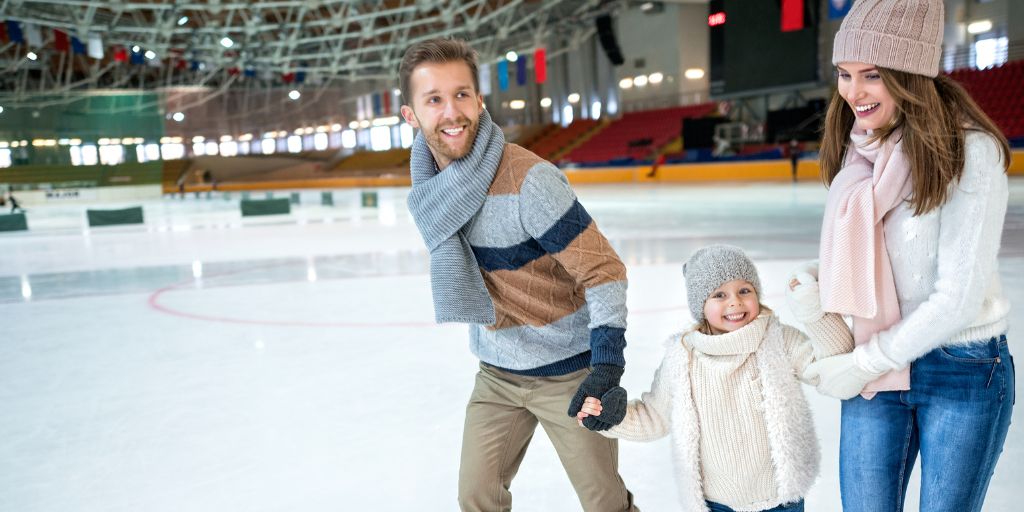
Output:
[516,56,527,86]
[534,48,547,84]
[497,60,509,91]
[781,0,805,32]
[87,33,104,59]
[829,0,853,20]
[479,63,492,96]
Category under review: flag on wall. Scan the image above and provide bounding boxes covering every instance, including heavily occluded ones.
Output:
[534,48,547,84]
[87,33,104,59]
[0,21,9,43]
[114,47,128,62]
[71,36,86,55]
[497,60,509,91]
[781,0,804,32]
[372,92,382,116]
[516,56,527,86]
[382,91,391,115]
[25,23,42,47]
[54,29,70,52]
[829,0,853,20]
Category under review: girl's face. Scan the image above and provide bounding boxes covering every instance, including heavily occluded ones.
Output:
[836,61,897,131]
[703,280,760,335]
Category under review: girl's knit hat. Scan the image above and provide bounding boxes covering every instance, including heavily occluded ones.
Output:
[682,244,762,322]
[832,0,944,78]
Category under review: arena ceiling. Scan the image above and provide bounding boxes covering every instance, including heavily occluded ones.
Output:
[0,0,628,112]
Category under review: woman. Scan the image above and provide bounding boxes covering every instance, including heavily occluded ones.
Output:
[801,1,1015,511]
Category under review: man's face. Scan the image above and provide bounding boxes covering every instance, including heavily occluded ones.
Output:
[400,61,484,170]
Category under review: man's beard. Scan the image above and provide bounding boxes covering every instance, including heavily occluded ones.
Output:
[424,116,478,163]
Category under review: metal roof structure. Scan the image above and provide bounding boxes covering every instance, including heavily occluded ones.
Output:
[1,0,619,114]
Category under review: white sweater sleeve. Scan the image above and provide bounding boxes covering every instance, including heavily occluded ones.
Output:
[875,132,1009,367]
[602,345,677,442]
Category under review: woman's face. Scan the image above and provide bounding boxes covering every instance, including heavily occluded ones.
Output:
[836,62,897,131]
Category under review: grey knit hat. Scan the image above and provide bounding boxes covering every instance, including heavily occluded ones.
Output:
[682,244,762,322]
[832,0,944,78]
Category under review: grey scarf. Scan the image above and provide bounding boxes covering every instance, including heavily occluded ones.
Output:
[407,109,504,324]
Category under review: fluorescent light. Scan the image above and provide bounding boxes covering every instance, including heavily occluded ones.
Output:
[648,72,664,84]
[684,68,705,80]
[172,112,185,122]
[177,16,189,26]
[967,20,993,34]
[26,52,37,61]
[633,75,648,87]
[619,77,633,89]
[349,121,360,129]
[540,97,552,108]
[145,50,156,60]
[220,37,234,48]
[567,93,580,104]
[505,51,518,62]
[132,45,141,53]
[509,100,526,110]
[288,90,301,100]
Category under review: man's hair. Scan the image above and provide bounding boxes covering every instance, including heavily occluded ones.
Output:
[398,38,479,105]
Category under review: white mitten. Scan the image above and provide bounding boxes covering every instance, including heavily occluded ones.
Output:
[802,347,885,400]
[789,259,819,282]
[786,276,824,323]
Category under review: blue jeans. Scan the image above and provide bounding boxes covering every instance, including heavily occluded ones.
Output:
[706,499,804,512]
[839,335,1014,512]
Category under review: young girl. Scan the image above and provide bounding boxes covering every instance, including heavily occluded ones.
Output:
[578,244,853,512]
[801,1,1014,510]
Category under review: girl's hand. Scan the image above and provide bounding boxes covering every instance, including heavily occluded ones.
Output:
[575,397,604,426]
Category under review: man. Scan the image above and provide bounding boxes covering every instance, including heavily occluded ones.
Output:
[399,38,638,511]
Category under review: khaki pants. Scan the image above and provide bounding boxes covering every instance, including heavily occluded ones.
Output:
[458,364,639,512]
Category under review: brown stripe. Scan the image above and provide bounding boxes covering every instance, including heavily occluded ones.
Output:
[487,143,546,196]
[483,254,587,330]
[548,223,628,289]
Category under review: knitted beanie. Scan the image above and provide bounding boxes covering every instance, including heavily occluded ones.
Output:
[682,244,762,322]
[832,0,944,78]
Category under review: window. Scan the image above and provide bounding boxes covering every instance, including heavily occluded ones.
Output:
[99,144,124,165]
[341,129,357,149]
[399,123,414,148]
[974,36,1008,70]
[0,149,11,168]
[287,135,302,153]
[261,138,276,154]
[370,126,392,151]
[161,143,185,160]
[314,132,329,151]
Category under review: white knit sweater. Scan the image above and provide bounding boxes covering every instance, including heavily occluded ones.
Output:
[604,313,853,512]
[869,131,1010,369]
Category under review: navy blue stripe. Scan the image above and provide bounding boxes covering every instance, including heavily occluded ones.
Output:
[535,200,592,254]
[590,326,627,368]
[488,351,592,377]
[472,238,546,272]
[471,199,592,272]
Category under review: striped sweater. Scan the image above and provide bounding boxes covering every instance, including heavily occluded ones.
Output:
[463,143,628,376]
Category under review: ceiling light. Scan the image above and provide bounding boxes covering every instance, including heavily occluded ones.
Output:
[349,121,360,129]
[220,37,234,48]
[540,97,552,108]
[509,100,526,110]
[132,45,140,53]
[26,52,38,61]
[967,20,993,34]
[648,72,664,84]
[144,50,156,60]
[619,77,633,89]
[505,51,518,62]
[288,90,301,100]
[567,93,580,104]
[633,75,648,87]
[172,112,185,122]
[684,68,705,80]
[641,2,655,11]
[177,16,189,26]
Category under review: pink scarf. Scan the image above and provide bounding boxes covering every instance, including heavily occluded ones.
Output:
[819,129,912,396]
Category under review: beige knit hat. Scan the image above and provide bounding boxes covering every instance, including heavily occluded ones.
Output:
[832,0,944,78]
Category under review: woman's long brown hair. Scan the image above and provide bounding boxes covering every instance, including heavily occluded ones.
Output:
[819,69,1011,216]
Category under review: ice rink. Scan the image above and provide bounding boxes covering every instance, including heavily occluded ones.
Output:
[2,180,1022,511]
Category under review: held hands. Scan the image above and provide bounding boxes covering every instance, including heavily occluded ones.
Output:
[568,364,627,431]
[802,347,885,400]
[786,260,824,323]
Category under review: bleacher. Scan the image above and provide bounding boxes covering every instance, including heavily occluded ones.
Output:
[527,119,602,162]
[332,148,411,175]
[949,60,1024,139]
[564,104,717,165]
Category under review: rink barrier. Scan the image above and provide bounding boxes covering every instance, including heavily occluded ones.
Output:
[240,198,291,216]
[0,213,28,232]
[165,152,1024,193]
[86,206,145,227]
